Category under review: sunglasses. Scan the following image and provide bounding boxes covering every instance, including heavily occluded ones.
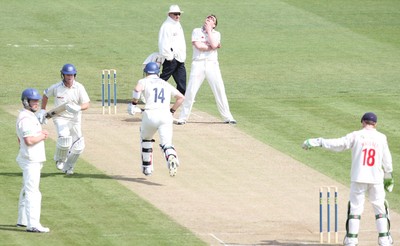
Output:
[171,13,181,16]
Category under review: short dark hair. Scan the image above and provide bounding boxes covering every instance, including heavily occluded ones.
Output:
[209,14,218,27]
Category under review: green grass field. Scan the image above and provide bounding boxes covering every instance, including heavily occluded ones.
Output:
[1,0,400,245]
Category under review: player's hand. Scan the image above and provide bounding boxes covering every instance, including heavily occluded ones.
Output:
[384,172,394,192]
[37,109,47,125]
[302,138,322,150]
[41,130,49,140]
[128,103,136,116]
[65,103,81,114]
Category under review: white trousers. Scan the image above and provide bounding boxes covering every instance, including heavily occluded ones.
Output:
[349,182,386,215]
[179,59,234,122]
[347,182,388,239]
[17,160,43,228]
[141,109,173,147]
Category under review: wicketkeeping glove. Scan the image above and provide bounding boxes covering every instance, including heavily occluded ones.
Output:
[36,109,47,125]
[302,138,322,150]
[384,172,394,192]
[65,103,81,114]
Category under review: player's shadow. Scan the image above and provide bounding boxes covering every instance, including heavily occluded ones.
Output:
[0,224,26,232]
[123,117,142,123]
[183,121,228,125]
[219,241,328,246]
[259,240,329,246]
[42,172,163,186]
[0,172,162,186]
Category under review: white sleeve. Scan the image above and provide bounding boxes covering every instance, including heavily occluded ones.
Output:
[320,133,354,152]
[158,22,173,60]
[382,137,393,173]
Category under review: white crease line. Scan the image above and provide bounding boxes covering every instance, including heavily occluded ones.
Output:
[7,44,74,48]
[190,112,203,118]
[209,233,227,245]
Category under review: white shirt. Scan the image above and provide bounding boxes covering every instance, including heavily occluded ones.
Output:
[44,80,90,120]
[158,16,186,62]
[139,75,180,110]
[321,128,393,184]
[191,27,220,61]
[16,109,46,163]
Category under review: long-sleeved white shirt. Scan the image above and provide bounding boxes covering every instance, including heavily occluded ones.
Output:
[321,127,392,184]
[158,16,186,62]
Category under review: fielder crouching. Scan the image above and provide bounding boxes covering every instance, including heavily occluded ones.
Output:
[128,62,184,177]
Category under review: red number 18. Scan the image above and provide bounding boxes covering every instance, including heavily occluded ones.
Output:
[362,148,375,166]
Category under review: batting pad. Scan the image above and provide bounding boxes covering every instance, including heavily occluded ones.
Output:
[55,136,72,161]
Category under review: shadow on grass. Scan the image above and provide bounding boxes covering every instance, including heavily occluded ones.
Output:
[258,240,328,246]
[214,240,328,246]
[0,224,26,233]
[0,172,163,186]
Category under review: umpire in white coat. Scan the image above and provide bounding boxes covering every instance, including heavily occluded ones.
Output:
[158,5,187,95]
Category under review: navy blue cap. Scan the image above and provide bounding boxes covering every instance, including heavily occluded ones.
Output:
[361,112,377,123]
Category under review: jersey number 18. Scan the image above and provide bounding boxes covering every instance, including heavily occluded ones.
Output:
[362,148,376,166]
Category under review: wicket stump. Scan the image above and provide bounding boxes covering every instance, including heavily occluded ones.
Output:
[319,186,338,244]
[101,69,117,114]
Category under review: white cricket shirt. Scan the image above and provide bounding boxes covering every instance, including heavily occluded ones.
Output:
[44,80,90,120]
[191,27,221,61]
[16,109,46,163]
[321,128,393,184]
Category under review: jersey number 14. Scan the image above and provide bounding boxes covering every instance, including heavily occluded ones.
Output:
[153,88,165,103]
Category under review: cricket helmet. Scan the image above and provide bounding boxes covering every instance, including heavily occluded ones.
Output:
[21,88,41,109]
[143,62,160,75]
[60,63,77,75]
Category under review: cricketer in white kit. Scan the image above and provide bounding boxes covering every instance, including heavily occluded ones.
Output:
[37,64,90,175]
[303,112,394,246]
[176,14,236,125]
[128,62,184,177]
[16,88,50,233]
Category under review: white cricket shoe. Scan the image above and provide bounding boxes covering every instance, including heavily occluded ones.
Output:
[142,165,152,176]
[167,155,178,177]
[62,165,74,175]
[26,225,50,233]
[56,161,64,170]
[174,119,186,125]
[343,236,358,246]
[224,119,237,124]
[65,169,74,175]
[379,235,393,246]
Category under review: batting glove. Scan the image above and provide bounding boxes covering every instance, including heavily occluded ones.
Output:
[65,103,81,114]
[36,109,47,125]
[302,138,322,150]
[128,103,136,116]
[384,172,394,192]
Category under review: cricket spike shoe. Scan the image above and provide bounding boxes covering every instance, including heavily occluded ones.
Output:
[142,165,153,176]
[26,225,50,233]
[167,155,178,177]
